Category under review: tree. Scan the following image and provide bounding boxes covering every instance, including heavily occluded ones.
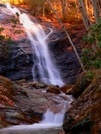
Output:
[78,0,92,30]
[26,0,44,15]
[60,0,67,21]
[91,0,100,22]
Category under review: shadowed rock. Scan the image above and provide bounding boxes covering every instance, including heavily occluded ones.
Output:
[63,69,101,134]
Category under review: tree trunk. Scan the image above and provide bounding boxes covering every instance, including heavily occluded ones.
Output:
[99,0,101,6]
[78,0,92,30]
[85,0,89,12]
[60,0,67,21]
[45,0,85,71]
[75,0,79,20]
[78,0,97,51]
[91,0,100,22]
[42,2,45,17]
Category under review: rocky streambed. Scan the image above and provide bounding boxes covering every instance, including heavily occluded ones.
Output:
[1,68,101,134]
[0,74,73,134]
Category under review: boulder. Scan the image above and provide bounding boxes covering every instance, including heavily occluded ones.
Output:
[60,85,73,94]
[47,85,61,94]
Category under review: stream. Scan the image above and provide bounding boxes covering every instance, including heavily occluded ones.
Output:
[0,92,73,134]
[0,127,63,134]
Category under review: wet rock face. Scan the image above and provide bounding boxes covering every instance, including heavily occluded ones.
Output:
[0,45,33,82]
[63,69,101,134]
[0,5,33,82]
[48,27,84,84]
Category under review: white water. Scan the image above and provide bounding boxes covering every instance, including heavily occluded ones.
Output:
[6,3,64,87]
[42,110,64,124]
[3,110,63,130]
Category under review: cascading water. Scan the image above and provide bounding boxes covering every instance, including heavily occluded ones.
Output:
[6,3,64,87]
[1,93,73,131]
[2,3,73,133]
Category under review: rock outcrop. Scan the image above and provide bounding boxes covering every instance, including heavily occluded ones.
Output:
[63,69,101,134]
[0,5,34,82]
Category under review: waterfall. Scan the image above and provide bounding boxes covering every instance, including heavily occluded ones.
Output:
[2,3,73,132]
[6,3,64,87]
